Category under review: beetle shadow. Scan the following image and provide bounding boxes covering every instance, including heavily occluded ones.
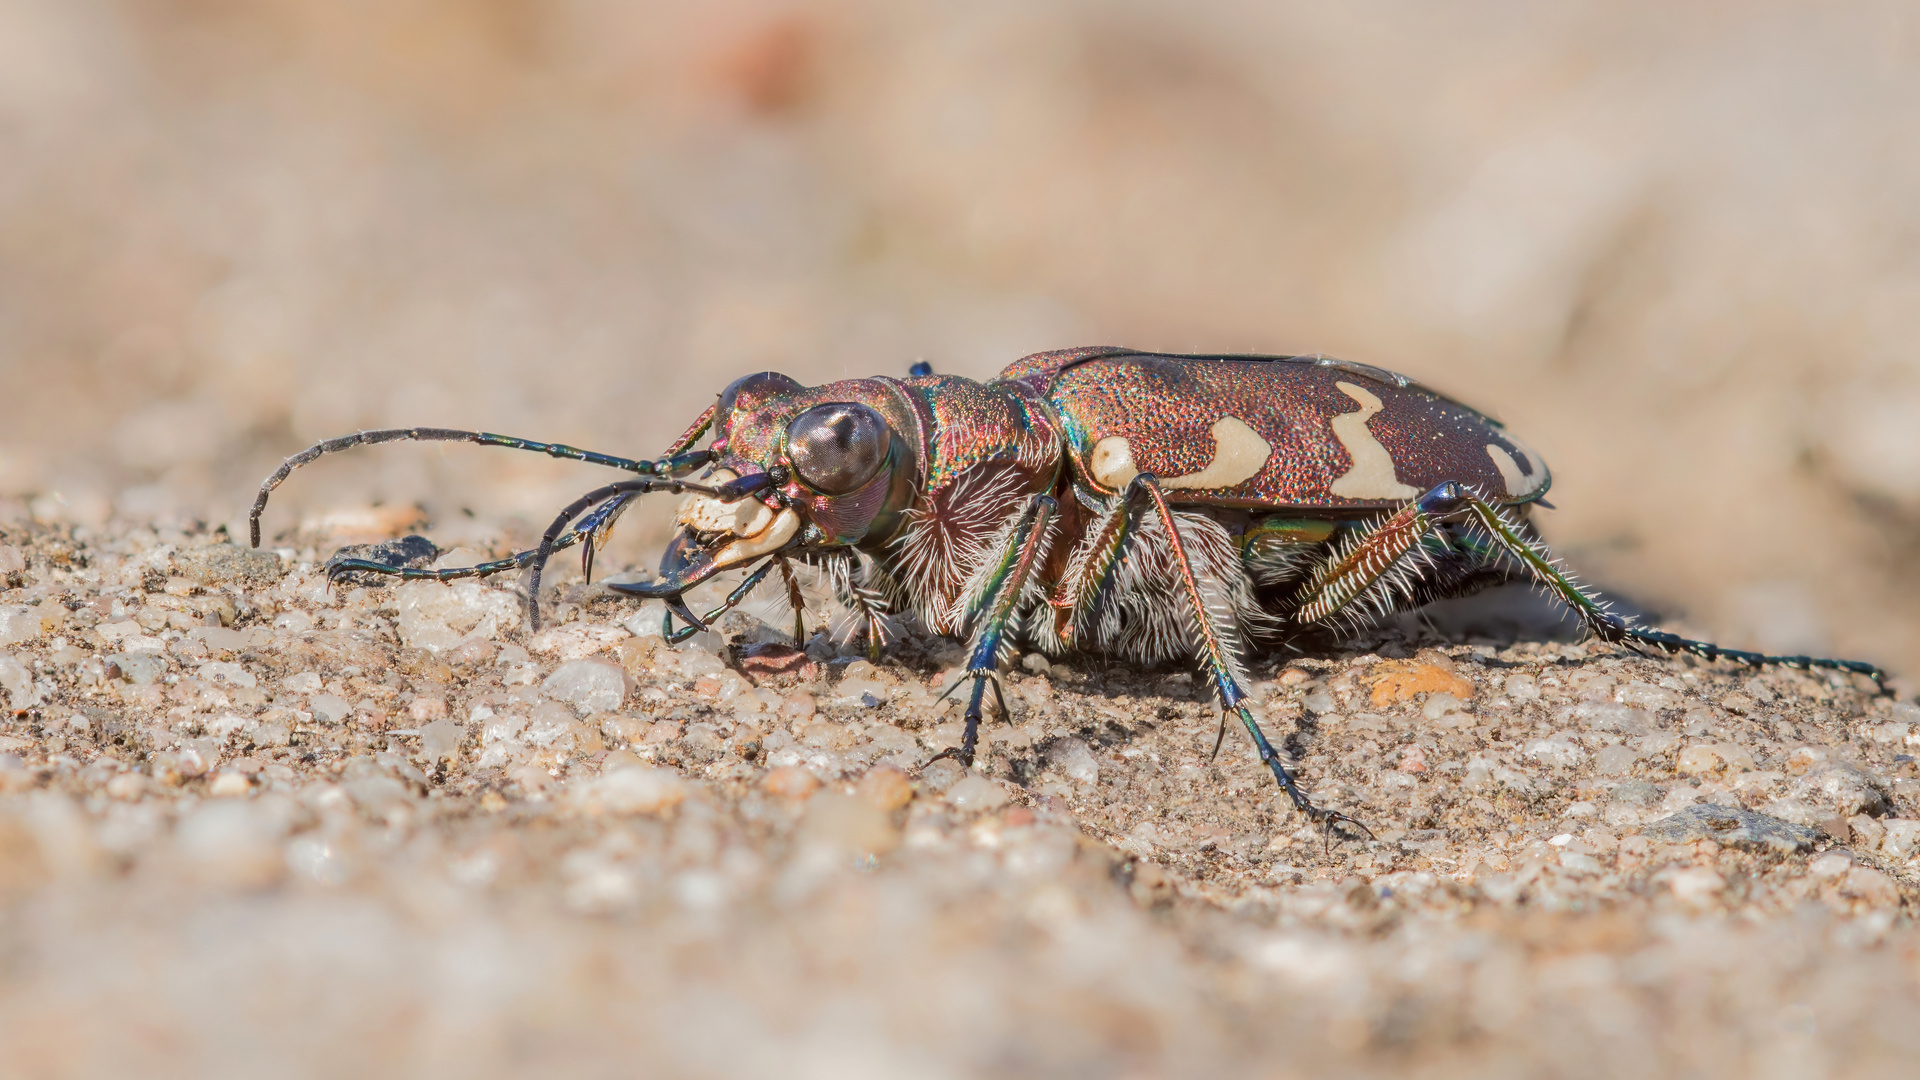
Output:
[1380,581,1661,650]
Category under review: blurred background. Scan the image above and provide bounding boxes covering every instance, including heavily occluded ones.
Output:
[2,0,1919,677]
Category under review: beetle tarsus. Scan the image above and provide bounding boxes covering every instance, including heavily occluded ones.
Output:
[1622,627,1892,695]
[924,669,1008,771]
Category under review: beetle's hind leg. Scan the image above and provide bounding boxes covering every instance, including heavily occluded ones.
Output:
[1620,628,1891,693]
[1292,483,1617,636]
[1290,483,1894,692]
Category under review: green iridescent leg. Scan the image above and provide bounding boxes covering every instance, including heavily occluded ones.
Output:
[933,494,1058,768]
[661,559,779,644]
[1294,483,1893,692]
[1133,476,1371,838]
[1621,629,1890,691]
[1289,483,1612,629]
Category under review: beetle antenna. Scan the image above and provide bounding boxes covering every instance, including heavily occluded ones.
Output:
[249,426,714,548]
[526,476,728,631]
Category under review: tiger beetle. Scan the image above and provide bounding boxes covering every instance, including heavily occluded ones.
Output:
[250,347,1894,836]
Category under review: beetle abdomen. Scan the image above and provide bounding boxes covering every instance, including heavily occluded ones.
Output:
[1021,353,1550,508]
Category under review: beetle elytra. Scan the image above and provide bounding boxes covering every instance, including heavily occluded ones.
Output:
[251,348,1892,832]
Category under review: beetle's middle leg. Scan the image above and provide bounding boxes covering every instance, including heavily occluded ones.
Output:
[1292,482,1618,638]
[932,494,1059,768]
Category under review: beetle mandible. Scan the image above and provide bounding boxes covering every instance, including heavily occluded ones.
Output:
[250,347,1892,832]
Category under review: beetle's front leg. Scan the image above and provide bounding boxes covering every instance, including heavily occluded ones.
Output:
[931,494,1059,769]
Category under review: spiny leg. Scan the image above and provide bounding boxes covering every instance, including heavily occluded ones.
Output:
[325,530,584,586]
[321,489,638,595]
[824,552,899,662]
[932,494,1058,769]
[526,475,739,631]
[1045,490,1141,652]
[249,419,717,547]
[1292,482,1893,692]
[1132,476,1371,838]
[659,559,780,644]
[1437,488,1890,687]
[776,557,808,644]
[1621,628,1891,692]
[1293,493,1446,628]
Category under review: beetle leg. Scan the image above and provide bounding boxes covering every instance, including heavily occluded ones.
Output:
[776,557,808,643]
[1293,483,1895,692]
[526,475,744,631]
[1293,493,1447,628]
[660,559,780,645]
[929,494,1059,769]
[1132,476,1371,838]
[822,552,898,660]
[325,531,585,586]
[1620,628,1891,693]
[1049,497,1142,652]
[1293,483,1615,635]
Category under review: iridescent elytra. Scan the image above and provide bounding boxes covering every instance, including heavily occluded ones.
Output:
[250,347,1892,834]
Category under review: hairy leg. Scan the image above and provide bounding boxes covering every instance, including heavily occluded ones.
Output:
[934,494,1059,768]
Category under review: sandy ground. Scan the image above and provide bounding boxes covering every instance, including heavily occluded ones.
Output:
[2,515,1919,1078]
[8,3,1920,1077]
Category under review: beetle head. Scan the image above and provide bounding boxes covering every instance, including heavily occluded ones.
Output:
[648,373,921,589]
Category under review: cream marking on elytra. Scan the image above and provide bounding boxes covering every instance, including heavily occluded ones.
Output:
[1089,417,1272,492]
[1089,436,1137,489]
[1485,439,1548,498]
[1328,382,1419,500]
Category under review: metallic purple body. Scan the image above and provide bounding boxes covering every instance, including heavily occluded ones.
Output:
[1009,348,1547,509]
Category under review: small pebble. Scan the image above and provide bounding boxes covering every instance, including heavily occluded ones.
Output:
[762,766,821,800]
[856,765,914,812]
[780,691,817,724]
[947,776,1010,812]
[420,718,464,765]
[572,766,686,816]
[798,791,898,856]
[543,659,628,715]
[208,771,252,797]
[409,697,448,723]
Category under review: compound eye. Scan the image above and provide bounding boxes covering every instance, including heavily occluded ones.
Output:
[785,403,891,495]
